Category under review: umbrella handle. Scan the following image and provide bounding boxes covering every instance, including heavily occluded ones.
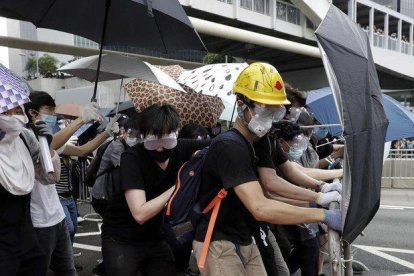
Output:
[229,101,237,128]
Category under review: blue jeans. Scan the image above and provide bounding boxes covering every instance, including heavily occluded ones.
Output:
[60,196,78,244]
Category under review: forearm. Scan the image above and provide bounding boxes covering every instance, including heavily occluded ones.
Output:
[259,168,318,202]
[281,162,321,190]
[267,193,310,207]
[130,187,174,224]
[255,198,324,225]
[51,118,84,150]
[63,132,109,157]
[302,167,343,181]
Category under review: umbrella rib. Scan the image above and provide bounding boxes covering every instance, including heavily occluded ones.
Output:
[152,12,167,54]
[35,0,58,26]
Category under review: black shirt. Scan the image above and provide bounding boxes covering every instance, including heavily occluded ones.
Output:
[0,185,37,258]
[195,129,258,245]
[254,136,288,169]
[102,139,209,244]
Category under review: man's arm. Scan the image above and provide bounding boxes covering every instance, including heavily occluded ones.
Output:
[258,167,319,202]
[51,118,84,150]
[61,132,109,157]
[289,161,343,181]
[234,181,325,225]
[125,187,174,225]
[278,161,323,191]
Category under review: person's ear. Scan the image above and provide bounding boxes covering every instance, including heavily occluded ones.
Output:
[28,109,39,121]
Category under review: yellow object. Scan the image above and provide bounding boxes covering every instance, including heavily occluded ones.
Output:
[233,62,290,105]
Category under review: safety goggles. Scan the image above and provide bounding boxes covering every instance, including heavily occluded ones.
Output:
[252,105,286,122]
[290,134,310,151]
[143,132,178,151]
[286,107,304,123]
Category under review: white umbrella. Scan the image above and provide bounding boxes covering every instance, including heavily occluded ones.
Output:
[177,63,248,121]
[58,54,184,92]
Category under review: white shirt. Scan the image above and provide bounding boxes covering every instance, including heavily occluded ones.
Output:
[30,179,66,228]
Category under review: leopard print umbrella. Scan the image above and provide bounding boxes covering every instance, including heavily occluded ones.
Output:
[124,78,224,128]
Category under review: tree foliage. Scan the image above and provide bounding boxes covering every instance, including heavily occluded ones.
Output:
[202,53,235,64]
[25,54,59,77]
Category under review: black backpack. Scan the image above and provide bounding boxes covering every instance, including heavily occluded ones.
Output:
[84,140,113,188]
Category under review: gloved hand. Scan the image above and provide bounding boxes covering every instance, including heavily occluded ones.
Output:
[82,102,103,123]
[67,136,78,146]
[323,209,342,231]
[105,115,120,137]
[32,121,53,145]
[316,191,342,207]
[320,181,342,194]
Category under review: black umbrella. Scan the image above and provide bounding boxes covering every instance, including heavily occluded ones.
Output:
[315,6,389,243]
[107,101,136,117]
[0,0,206,101]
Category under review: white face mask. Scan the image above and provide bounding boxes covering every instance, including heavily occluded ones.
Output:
[126,137,139,147]
[12,114,29,124]
[246,105,286,138]
[0,114,25,143]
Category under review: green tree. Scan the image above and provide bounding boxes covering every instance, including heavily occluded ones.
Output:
[202,53,235,64]
[24,56,37,76]
[38,54,58,77]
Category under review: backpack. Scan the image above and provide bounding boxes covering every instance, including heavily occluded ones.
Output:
[84,140,114,188]
[163,130,247,269]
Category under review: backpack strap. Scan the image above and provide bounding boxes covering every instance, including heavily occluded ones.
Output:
[19,133,31,153]
[198,188,227,269]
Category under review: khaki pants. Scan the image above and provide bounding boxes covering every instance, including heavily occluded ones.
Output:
[193,240,267,276]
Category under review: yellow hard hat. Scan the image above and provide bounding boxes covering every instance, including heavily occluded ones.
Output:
[233,62,290,105]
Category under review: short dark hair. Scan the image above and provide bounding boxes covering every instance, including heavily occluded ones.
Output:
[178,123,209,139]
[124,113,140,131]
[139,104,180,138]
[24,91,56,121]
[273,121,303,141]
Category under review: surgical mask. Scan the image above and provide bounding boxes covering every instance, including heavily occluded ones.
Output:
[126,137,139,147]
[288,147,304,160]
[143,132,178,151]
[313,127,328,140]
[0,114,25,143]
[247,105,286,138]
[146,148,173,163]
[40,114,57,129]
[12,114,28,125]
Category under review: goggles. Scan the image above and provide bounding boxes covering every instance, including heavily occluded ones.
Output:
[286,107,304,123]
[143,132,178,151]
[252,105,286,122]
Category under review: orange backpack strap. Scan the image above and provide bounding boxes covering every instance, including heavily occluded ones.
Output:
[198,188,227,269]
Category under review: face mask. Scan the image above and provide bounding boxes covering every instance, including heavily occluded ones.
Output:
[146,148,173,163]
[12,114,29,125]
[288,147,304,160]
[40,114,57,129]
[313,127,329,140]
[248,105,286,138]
[126,137,139,147]
[0,114,25,143]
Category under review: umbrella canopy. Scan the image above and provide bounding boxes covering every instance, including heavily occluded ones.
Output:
[307,87,414,142]
[177,63,248,121]
[0,64,31,113]
[0,0,205,53]
[156,65,186,81]
[58,54,185,92]
[315,5,389,243]
[0,0,206,101]
[55,103,83,118]
[124,79,224,128]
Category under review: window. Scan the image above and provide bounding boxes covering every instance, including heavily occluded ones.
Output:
[276,1,287,20]
[241,0,252,10]
[240,0,270,15]
[276,1,300,25]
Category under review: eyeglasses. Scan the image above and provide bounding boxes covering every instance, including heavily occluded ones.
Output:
[143,132,178,151]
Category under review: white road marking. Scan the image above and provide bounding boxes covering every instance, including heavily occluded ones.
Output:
[73,242,101,252]
[354,245,414,271]
[380,205,414,210]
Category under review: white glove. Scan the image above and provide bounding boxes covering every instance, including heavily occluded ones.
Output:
[316,191,342,207]
[320,181,342,194]
[82,102,103,123]
[66,135,78,145]
[105,115,121,137]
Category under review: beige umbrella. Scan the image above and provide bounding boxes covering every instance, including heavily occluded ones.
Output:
[124,79,224,128]
[55,103,83,118]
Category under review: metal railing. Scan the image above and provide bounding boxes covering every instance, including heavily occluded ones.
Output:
[382,149,414,180]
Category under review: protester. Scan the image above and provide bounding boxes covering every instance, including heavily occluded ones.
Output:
[101,104,209,276]
[193,62,342,276]
[0,104,61,275]
[25,91,119,272]
[178,123,210,140]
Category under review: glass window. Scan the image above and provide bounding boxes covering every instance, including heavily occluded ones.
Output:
[254,0,265,14]
[276,2,287,21]
[287,5,300,25]
[241,0,253,10]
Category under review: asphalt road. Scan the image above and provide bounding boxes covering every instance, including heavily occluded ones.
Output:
[72,189,414,276]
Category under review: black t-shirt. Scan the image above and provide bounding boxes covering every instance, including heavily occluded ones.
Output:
[102,139,209,244]
[195,129,258,245]
[254,136,288,169]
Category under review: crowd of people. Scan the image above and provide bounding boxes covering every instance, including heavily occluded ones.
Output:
[0,62,346,276]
